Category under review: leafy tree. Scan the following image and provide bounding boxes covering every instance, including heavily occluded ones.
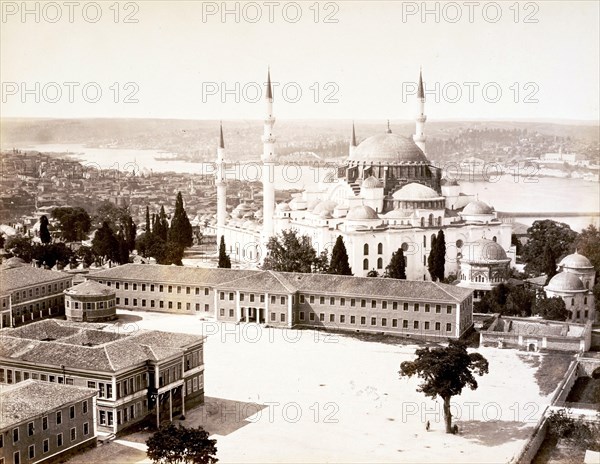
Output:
[573,224,600,276]
[594,283,600,316]
[434,230,446,281]
[0,233,5,249]
[51,207,91,242]
[546,410,600,451]
[328,236,352,275]
[262,230,317,273]
[427,235,437,281]
[218,236,231,269]
[385,248,406,279]
[92,222,119,263]
[5,235,34,262]
[76,245,95,268]
[313,249,330,274]
[535,295,570,321]
[542,245,557,284]
[146,423,218,464]
[399,340,489,433]
[159,242,184,266]
[169,192,193,248]
[32,242,73,269]
[504,286,536,317]
[39,215,51,244]
[511,233,522,256]
[522,220,577,275]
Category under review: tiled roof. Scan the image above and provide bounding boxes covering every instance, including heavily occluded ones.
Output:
[1,319,203,373]
[89,263,256,286]
[0,379,96,430]
[0,265,71,293]
[89,264,472,303]
[65,279,115,297]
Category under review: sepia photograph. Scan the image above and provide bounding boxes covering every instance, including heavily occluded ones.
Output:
[0,1,599,463]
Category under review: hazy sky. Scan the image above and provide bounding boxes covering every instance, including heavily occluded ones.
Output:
[1,1,598,121]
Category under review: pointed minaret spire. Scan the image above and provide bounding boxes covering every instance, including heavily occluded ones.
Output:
[386,120,392,134]
[219,121,225,149]
[351,121,357,147]
[417,67,425,100]
[266,66,273,101]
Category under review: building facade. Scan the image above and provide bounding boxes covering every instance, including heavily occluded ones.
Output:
[64,280,117,322]
[0,380,97,464]
[0,319,205,435]
[0,258,73,327]
[88,263,474,340]
[212,70,514,279]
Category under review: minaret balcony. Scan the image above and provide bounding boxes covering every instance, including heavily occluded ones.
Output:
[261,135,276,143]
[264,117,276,125]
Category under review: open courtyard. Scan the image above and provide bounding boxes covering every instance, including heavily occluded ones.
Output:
[69,310,572,463]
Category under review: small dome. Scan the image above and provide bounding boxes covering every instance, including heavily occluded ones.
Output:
[65,280,115,297]
[392,183,441,201]
[463,201,494,215]
[312,200,337,215]
[362,176,383,189]
[384,209,411,219]
[289,197,307,210]
[242,220,254,229]
[276,202,291,212]
[1,257,26,269]
[461,238,508,262]
[559,251,593,270]
[306,199,321,212]
[546,272,585,291]
[319,211,333,219]
[347,205,379,220]
[349,132,428,163]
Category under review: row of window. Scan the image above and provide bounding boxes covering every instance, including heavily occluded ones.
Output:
[221,292,287,305]
[12,297,62,317]
[299,296,453,313]
[159,364,183,387]
[11,280,69,303]
[4,404,88,447]
[218,307,288,322]
[299,311,453,332]
[186,373,203,395]
[6,424,89,464]
[67,299,115,310]
[0,369,75,385]
[117,297,210,312]
[113,373,148,399]
[99,280,210,296]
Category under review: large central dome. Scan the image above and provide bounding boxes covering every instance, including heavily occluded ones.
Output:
[349,132,428,163]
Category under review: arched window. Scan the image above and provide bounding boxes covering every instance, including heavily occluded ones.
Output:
[428,214,433,226]
[431,234,436,247]
[586,281,590,289]
[492,236,497,242]
[584,297,588,304]
[420,217,425,227]
[363,243,369,255]
[423,236,426,248]
[363,259,369,270]
[378,243,383,254]
[437,217,442,226]
[377,258,383,269]
[571,298,575,306]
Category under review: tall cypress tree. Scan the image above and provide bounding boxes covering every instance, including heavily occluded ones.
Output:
[218,235,232,268]
[385,248,406,279]
[434,230,446,281]
[543,244,557,284]
[155,206,169,242]
[145,206,151,234]
[328,235,352,275]
[169,192,193,248]
[39,215,51,244]
[427,235,437,281]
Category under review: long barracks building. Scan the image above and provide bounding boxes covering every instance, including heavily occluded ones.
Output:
[89,264,474,340]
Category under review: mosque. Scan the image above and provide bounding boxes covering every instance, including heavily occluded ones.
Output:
[214,70,515,280]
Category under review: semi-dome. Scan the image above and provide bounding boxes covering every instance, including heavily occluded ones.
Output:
[276,202,291,212]
[319,210,333,219]
[546,272,585,291]
[347,205,379,220]
[306,199,321,212]
[349,132,428,163]
[312,200,337,215]
[462,238,508,262]
[462,200,494,215]
[362,176,383,188]
[392,183,441,201]
[289,197,307,210]
[559,251,593,270]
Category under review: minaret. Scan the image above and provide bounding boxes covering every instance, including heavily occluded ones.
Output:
[261,68,276,242]
[349,121,357,157]
[215,121,227,238]
[413,68,427,154]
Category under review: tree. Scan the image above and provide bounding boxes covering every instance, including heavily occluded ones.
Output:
[385,248,406,279]
[145,205,151,234]
[535,295,570,321]
[261,230,317,273]
[399,340,489,433]
[521,220,577,275]
[51,207,91,242]
[546,410,600,451]
[76,245,95,268]
[542,244,557,284]
[169,192,193,248]
[328,236,352,275]
[0,233,5,249]
[511,233,522,256]
[146,423,218,464]
[434,230,446,281]
[154,206,169,242]
[32,243,73,269]
[574,224,600,276]
[92,222,119,263]
[218,236,231,269]
[427,235,437,280]
[39,215,51,244]
[504,286,536,317]
[5,235,34,262]
[123,216,137,252]
[313,249,330,274]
